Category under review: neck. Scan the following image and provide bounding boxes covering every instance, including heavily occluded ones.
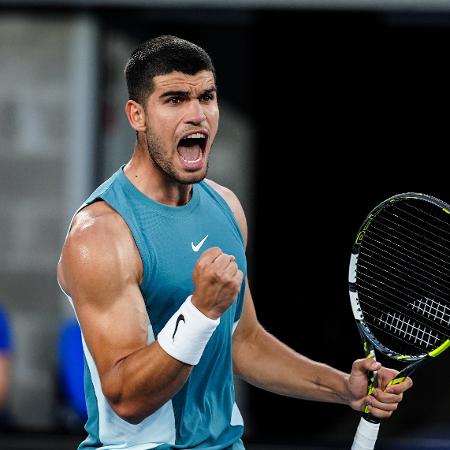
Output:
[124,142,193,207]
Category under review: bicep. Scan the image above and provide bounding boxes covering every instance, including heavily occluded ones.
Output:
[74,278,148,379]
[59,216,148,381]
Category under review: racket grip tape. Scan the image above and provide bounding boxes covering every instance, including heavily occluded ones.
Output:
[351,417,380,450]
[386,376,405,388]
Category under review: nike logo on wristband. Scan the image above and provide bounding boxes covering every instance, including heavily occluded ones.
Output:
[172,314,185,341]
[191,235,208,252]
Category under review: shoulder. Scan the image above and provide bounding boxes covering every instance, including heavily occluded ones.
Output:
[70,201,125,236]
[66,202,129,258]
[204,179,248,246]
[58,201,142,296]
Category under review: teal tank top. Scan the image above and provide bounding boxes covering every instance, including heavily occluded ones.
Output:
[76,166,247,450]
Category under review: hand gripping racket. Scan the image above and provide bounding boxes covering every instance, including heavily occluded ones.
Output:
[349,192,450,450]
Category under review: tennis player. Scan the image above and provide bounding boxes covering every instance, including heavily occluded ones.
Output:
[57,35,413,450]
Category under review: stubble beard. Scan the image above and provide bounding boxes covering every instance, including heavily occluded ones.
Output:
[145,128,208,185]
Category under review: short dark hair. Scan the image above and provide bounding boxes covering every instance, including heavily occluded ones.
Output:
[125,35,216,105]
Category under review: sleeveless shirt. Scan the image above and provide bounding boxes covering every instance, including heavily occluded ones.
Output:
[68,167,247,450]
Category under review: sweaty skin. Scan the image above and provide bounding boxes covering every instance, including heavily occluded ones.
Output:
[58,69,412,426]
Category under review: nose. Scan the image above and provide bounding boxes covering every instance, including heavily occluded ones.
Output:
[185,99,207,125]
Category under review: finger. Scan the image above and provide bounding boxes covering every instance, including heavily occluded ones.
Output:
[364,393,399,419]
[372,388,403,404]
[230,270,244,299]
[222,259,239,277]
[352,357,381,375]
[365,401,395,419]
[236,270,244,287]
[377,367,399,388]
[384,377,413,395]
[198,247,222,264]
[214,253,235,271]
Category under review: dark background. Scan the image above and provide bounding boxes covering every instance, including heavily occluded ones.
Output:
[93,6,450,446]
[249,9,450,447]
[2,4,450,448]
[103,6,450,445]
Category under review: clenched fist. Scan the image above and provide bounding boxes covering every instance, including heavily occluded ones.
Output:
[191,247,244,320]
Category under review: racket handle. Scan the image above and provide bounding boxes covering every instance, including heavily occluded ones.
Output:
[351,417,380,450]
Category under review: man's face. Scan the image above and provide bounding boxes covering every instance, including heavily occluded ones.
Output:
[143,70,219,185]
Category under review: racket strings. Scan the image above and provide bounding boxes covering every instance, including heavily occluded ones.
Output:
[358,284,449,350]
[357,277,449,335]
[361,237,450,295]
[361,296,444,352]
[373,209,450,268]
[357,289,440,353]
[399,202,450,238]
[358,256,449,307]
[356,199,450,355]
[364,230,450,288]
[360,296,448,354]
[411,297,450,324]
[359,232,449,315]
[370,310,440,352]
[364,202,450,285]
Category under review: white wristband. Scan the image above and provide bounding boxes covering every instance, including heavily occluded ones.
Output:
[157,295,220,365]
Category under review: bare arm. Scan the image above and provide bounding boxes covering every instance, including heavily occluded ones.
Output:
[207,179,412,418]
[232,281,414,417]
[58,200,242,424]
[232,280,353,404]
[58,202,191,424]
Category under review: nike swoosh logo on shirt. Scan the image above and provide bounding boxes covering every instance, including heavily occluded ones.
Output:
[191,235,209,252]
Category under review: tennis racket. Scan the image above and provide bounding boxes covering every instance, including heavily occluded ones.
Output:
[349,192,450,450]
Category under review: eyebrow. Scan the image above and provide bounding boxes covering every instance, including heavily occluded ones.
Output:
[202,87,217,96]
[159,86,217,99]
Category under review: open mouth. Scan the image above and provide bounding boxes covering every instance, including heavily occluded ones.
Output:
[177,132,208,164]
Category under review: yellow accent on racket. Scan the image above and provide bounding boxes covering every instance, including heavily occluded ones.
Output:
[429,339,450,357]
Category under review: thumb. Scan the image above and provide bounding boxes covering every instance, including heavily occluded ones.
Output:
[352,357,381,375]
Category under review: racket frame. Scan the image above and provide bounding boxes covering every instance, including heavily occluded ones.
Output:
[348,192,450,424]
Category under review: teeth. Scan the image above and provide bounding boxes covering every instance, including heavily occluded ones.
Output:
[180,155,202,164]
[185,132,206,139]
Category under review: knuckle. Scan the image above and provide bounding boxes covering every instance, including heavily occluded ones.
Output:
[196,255,210,269]
[233,273,241,284]
[212,271,223,282]
[196,260,206,270]
[222,273,232,284]
[379,409,392,418]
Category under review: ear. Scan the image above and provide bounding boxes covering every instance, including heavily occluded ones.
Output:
[125,100,146,132]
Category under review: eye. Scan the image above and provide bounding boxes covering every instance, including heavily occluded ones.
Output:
[200,93,215,103]
[168,97,182,105]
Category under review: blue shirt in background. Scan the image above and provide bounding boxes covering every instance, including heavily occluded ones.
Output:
[0,308,11,353]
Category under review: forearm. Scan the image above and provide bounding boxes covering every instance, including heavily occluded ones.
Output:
[233,327,351,406]
[103,341,191,424]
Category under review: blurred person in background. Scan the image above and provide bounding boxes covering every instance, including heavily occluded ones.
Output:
[0,305,12,426]
[57,35,412,450]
